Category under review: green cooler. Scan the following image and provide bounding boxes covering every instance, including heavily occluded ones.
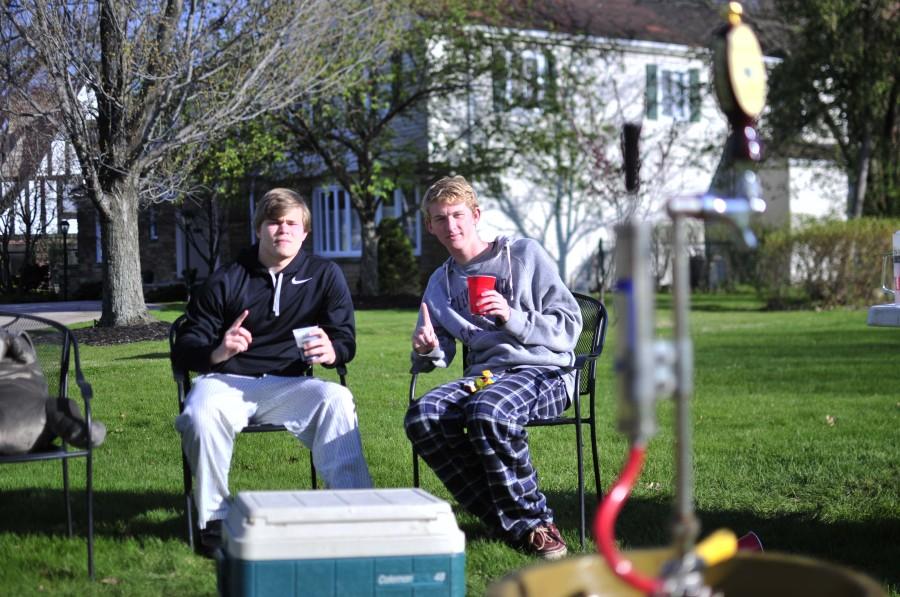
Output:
[217,488,466,596]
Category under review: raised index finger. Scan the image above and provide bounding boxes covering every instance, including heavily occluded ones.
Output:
[420,302,433,330]
[230,309,249,331]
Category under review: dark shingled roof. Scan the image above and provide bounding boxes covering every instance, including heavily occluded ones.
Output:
[484,0,784,54]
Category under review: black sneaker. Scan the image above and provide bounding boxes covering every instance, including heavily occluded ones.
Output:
[522,522,568,560]
[199,519,223,558]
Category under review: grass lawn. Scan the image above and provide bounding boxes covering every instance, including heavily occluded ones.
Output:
[0,295,897,596]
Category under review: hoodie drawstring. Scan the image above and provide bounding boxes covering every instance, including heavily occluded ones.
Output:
[442,239,515,303]
[270,271,283,316]
[506,242,513,298]
[444,261,452,304]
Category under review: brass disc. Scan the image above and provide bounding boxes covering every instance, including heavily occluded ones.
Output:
[726,23,767,119]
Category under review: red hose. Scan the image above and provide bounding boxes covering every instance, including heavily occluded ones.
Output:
[594,445,663,595]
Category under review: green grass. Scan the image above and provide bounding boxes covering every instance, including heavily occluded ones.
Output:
[1,295,898,596]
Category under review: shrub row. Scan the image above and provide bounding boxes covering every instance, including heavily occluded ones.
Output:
[755,217,900,309]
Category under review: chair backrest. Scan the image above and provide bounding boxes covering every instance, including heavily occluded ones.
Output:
[571,292,609,396]
[169,315,192,405]
[0,311,91,403]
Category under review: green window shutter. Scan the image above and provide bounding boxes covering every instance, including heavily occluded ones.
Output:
[543,49,557,110]
[645,64,658,120]
[491,48,508,111]
[689,68,701,122]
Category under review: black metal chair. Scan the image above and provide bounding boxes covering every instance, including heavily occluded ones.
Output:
[0,311,97,579]
[168,314,347,550]
[408,292,609,549]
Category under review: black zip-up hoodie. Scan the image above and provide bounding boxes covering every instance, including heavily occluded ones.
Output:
[173,245,355,376]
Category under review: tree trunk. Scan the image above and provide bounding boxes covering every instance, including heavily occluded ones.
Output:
[98,185,152,326]
[358,217,379,296]
[848,132,872,219]
[553,175,568,283]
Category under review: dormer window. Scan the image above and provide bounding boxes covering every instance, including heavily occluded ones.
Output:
[645,64,701,122]
[492,46,555,111]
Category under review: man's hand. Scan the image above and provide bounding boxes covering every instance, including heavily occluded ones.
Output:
[475,290,511,323]
[301,328,337,366]
[412,302,438,354]
[210,310,252,365]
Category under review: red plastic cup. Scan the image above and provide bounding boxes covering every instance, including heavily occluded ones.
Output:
[737,531,764,552]
[467,275,496,315]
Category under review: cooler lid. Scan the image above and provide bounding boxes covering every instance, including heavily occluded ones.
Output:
[233,488,453,525]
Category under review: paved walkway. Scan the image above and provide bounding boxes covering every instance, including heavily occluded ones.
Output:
[0,301,159,326]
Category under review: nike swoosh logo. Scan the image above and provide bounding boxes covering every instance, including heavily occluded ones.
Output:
[291,277,312,285]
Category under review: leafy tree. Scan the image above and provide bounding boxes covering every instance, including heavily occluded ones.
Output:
[279,0,514,296]
[178,117,291,276]
[1,0,399,325]
[766,0,899,218]
[477,37,711,284]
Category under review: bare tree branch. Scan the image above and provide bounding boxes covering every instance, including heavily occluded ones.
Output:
[2,0,402,324]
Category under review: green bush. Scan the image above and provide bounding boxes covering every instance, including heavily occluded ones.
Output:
[377,217,419,296]
[18,263,50,292]
[755,217,900,308]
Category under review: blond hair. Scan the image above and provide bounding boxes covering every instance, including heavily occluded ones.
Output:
[421,175,478,221]
[253,188,311,232]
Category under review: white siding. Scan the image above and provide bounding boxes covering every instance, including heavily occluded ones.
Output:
[427,30,844,288]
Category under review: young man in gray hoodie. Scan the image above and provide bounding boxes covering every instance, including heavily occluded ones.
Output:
[406,175,582,560]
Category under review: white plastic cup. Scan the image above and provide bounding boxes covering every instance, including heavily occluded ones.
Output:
[292,326,321,362]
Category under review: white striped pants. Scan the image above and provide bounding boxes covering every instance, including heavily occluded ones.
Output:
[175,373,373,529]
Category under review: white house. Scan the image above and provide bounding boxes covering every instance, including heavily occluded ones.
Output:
[1,0,847,296]
[425,0,846,290]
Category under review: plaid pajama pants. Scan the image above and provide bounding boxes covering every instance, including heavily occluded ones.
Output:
[404,366,570,540]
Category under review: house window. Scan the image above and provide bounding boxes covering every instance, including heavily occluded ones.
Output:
[313,186,361,257]
[312,185,422,257]
[382,187,422,257]
[661,70,690,120]
[492,47,554,110]
[645,64,700,122]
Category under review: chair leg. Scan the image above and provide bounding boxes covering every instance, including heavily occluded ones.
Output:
[181,448,195,549]
[590,416,602,501]
[409,375,420,489]
[62,458,73,537]
[576,419,586,551]
[310,458,318,490]
[185,495,196,551]
[87,451,95,580]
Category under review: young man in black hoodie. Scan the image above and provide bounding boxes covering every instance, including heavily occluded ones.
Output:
[173,188,372,552]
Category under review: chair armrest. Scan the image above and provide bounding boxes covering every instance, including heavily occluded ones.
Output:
[573,352,602,370]
[408,371,421,405]
[171,366,187,383]
[70,342,94,401]
[76,376,94,401]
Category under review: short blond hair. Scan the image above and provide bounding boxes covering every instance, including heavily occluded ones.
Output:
[421,175,479,221]
[253,188,311,232]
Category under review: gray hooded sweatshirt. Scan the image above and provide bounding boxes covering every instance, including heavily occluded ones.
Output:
[412,236,583,398]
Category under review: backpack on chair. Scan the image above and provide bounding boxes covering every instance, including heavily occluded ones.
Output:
[0,329,106,455]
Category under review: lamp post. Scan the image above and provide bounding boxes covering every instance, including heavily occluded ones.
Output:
[181,209,194,303]
[59,219,69,301]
